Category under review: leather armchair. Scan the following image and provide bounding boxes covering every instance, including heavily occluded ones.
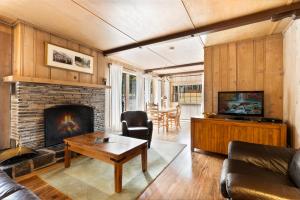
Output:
[120,111,153,148]
[0,170,39,199]
[220,141,300,200]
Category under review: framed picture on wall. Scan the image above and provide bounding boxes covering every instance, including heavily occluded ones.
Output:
[45,42,93,74]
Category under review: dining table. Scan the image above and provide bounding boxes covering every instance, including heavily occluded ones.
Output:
[158,107,177,132]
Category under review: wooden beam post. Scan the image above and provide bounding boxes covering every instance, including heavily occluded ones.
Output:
[145,62,204,73]
[159,70,204,77]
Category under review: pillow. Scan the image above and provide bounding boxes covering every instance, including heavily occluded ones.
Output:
[289,150,300,188]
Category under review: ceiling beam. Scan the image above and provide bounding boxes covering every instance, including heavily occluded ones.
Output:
[159,70,204,77]
[103,2,300,55]
[145,62,204,73]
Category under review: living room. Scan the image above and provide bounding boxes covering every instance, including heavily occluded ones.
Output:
[0,1,300,200]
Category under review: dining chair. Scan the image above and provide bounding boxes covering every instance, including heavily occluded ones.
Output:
[146,103,163,131]
[168,105,181,130]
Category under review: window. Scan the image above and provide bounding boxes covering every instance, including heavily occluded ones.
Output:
[173,86,179,102]
[172,84,202,104]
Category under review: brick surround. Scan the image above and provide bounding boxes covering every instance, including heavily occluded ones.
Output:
[11,82,105,149]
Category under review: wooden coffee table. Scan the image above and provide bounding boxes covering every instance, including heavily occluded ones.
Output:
[64,132,148,193]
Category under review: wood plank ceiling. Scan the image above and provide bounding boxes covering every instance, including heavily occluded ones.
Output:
[0,0,295,73]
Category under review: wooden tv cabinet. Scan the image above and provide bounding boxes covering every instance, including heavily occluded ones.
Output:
[191,116,287,154]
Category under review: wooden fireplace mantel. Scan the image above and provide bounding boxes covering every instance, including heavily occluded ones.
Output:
[3,75,111,89]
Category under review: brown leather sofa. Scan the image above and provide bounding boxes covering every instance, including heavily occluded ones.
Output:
[221,141,300,200]
[121,111,153,148]
[0,170,39,199]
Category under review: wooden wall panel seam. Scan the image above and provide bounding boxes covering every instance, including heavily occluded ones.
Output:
[21,23,24,76]
[262,38,265,91]
[227,44,229,90]
[236,43,239,90]
[33,28,36,77]
[253,40,256,89]
[219,45,221,91]
[97,54,101,85]
[210,47,213,112]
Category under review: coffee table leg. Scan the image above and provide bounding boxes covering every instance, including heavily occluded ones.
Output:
[64,144,71,168]
[114,163,122,193]
[142,146,147,172]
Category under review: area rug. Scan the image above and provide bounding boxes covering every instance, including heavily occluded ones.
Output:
[39,140,186,200]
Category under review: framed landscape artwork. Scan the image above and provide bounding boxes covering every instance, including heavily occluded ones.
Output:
[45,43,93,74]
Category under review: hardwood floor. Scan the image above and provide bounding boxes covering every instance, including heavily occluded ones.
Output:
[18,120,225,200]
[18,175,70,200]
[138,121,225,200]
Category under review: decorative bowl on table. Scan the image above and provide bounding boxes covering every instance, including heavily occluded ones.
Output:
[202,112,217,118]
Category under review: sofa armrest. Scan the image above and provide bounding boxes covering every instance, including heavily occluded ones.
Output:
[0,170,40,199]
[227,173,300,200]
[228,141,295,175]
[121,120,129,136]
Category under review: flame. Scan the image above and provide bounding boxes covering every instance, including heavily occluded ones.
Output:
[58,114,80,134]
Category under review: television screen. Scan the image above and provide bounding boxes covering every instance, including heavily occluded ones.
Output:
[218,91,264,116]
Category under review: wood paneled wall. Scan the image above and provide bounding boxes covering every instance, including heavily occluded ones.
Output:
[13,22,106,84]
[204,34,283,119]
[0,23,12,149]
[283,20,300,148]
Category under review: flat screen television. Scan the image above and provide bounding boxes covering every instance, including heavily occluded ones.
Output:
[218,91,264,116]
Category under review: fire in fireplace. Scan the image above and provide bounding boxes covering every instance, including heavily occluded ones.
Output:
[44,105,94,147]
[58,113,80,134]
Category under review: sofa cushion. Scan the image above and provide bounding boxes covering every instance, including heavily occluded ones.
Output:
[289,150,300,188]
[127,127,149,131]
[220,159,294,198]
[227,173,300,200]
[0,170,23,199]
[127,127,149,139]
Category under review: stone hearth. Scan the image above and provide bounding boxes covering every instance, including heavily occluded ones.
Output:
[11,82,105,149]
[0,144,78,178]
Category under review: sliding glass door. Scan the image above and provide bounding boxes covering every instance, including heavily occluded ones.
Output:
[122,73,137,111]
[128,74,136,111]
[122,73,126,112]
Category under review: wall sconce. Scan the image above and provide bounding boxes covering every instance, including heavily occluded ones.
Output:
[102,78,107,85]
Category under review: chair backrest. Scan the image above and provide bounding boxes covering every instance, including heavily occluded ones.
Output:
[175,105,181,121]
[146,103,158,110]
[146,103,159,117]
[120,111,148,127]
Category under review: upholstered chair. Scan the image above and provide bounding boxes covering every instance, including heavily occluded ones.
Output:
[120,111,153,148]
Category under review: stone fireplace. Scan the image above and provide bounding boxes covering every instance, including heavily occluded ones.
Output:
[11,82,105,149]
